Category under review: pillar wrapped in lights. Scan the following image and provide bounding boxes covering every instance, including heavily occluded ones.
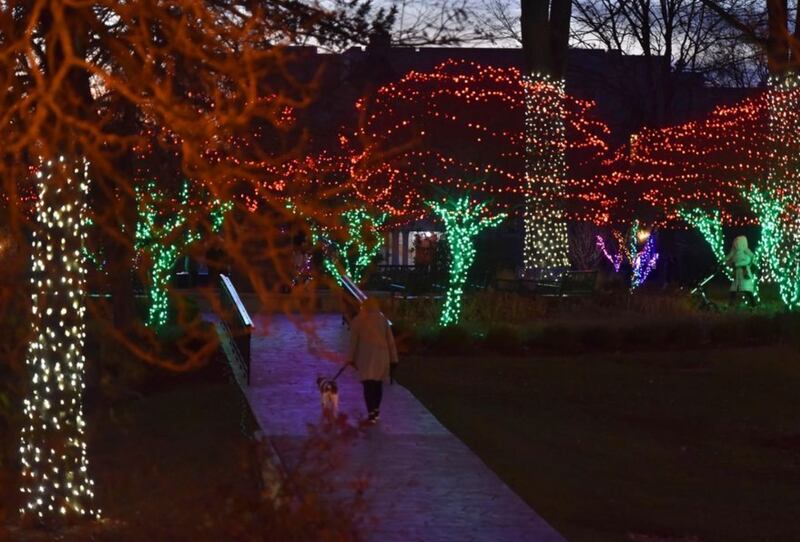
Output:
[20,157,99,524]
[522,73,570,277]
[765,74,800,196]
[427,196,505,326]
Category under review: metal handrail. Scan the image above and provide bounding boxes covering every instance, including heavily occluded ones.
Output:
[340,273,367,305]
[220,274,254,328]
[219,274,254,385]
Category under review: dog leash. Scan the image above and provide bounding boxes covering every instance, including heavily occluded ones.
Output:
[332,363,397,384]
[331,364,348,381]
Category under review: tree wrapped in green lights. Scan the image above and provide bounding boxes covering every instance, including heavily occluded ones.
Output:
[135,181,231,328]
[742,184,800,308]
[285,199,342,283]
[677,208,731,280]
[287,200,386,284]
[427,196,506,326]
[339,207,387,283]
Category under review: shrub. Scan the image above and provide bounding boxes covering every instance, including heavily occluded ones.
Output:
[484,324,525,355]
[426,324,476,356]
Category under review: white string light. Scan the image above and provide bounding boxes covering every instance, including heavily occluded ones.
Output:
[522,73,570,278]
[19,156,100,524]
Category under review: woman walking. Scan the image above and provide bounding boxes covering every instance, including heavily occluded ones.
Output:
[725,235,756,306]
[348,298,398,423]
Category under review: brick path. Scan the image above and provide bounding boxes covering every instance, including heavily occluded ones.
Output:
[246,313,566,542]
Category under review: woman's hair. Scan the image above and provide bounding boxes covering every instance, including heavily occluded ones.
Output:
[731,235,749,251]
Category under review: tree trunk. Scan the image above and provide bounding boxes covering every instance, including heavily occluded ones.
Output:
[20,157,99,524]
[520,0,573,275]
[766,0,789,75]
[549,0,573,79]
[20,6,100,525]
[521,0,551,75]
[521,0,573,77]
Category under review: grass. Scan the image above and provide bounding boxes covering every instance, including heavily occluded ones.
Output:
[398,346,800,542]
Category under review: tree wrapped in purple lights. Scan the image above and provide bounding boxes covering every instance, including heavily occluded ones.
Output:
[596,230,624,273]
[596,220,659,289]
[631,232,659,289]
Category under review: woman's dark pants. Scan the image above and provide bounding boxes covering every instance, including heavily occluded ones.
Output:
[362,380,383,416]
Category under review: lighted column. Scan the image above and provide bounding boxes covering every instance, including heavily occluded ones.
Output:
[522,73,570,278]
[20,157,99,524]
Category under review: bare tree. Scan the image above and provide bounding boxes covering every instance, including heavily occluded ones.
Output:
[470,0,765,89]
[700,0,800,75]
[475,0,523,43]
[571,0,764,125]
[521,0,573,78]
[391,0,486,45]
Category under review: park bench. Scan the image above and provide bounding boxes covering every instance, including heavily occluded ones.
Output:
[218,274,254,386]
[492,270,598,297]
[545,270,598,297]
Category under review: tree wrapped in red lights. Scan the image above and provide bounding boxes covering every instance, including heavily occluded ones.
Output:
[346,60,612,223]
[608,80,800,226]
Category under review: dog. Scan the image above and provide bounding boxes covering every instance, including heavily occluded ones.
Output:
[316,376,339,417]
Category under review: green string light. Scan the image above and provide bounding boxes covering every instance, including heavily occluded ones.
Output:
[287,201,386,284]
[135,180,230,328]
[81,218,105,271]
[427,196,506,326]
[286,199,343,283]
[742,184,799,308]
[677,208,731,280]
[340,207,387,283]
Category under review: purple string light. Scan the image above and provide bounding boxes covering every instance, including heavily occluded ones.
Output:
[631,235,658,288]
[596,234,623,273]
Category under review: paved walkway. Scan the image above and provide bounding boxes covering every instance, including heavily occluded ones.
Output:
[246,313,566,542]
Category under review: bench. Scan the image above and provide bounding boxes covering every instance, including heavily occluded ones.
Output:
[492,270,598,297]
[549,270,598,297]
[218,274,254,386]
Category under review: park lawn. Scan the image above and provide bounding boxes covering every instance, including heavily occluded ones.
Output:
[398,346,800,542]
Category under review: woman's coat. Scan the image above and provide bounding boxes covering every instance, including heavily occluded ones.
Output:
[725,235,755,293]
[348,309,398,382]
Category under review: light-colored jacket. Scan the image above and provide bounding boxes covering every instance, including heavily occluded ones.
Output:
[348,308,398,382]
[725,235,755,293]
